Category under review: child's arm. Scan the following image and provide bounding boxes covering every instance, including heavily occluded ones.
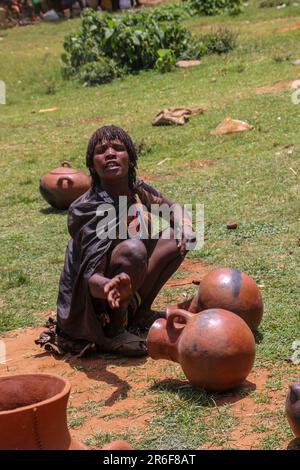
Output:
[138,181,196,255]
[161,194,196,256]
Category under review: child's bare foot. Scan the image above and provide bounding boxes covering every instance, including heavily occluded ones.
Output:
[104,273,132,310]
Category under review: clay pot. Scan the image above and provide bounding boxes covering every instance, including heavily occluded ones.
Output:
[39,161,91,210]
[188,268,263,331]
[0,373,87,450]
[147,308,255,392]
[286,380,300,438]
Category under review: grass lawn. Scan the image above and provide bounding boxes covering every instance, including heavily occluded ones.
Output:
[0,0,299,450]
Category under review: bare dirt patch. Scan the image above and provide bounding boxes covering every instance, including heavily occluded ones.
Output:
[0,326,165,443]
[256,78,300,94]
[274,22,300,33]
[165,258,208,288]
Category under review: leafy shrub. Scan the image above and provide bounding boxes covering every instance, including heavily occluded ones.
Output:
[62,9,203,80]
[150,2,194,22]
[62,8,237,86]
[273,52,292,63]
[189,0,227,15]
[228,0,243,15]
[155,49,176,73]
[189,0,243,16]
[78,58,121,86]
[200,28,238,54]
[177,40,208,60]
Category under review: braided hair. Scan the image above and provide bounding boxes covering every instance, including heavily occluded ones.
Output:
[86,125,138,192]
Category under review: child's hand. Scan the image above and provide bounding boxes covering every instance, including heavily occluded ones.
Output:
[104,273,132,310]
[177,225,196,257]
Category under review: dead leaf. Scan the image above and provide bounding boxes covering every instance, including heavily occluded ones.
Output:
[38,108,58,113]
[211,117,254,135]
[157,157,171,166]
[152,107,204,126]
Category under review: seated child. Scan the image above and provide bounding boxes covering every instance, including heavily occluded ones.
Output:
[55,125,196,356]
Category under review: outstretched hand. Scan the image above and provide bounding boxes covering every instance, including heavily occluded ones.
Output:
[104,273,132,310]
[177,225,196,257]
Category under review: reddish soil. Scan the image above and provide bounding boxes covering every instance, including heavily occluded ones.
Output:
[1,326,297,449]
[0,260,297,449]
[274,22,300,33]
[0,259,206,445]
[164,258,208,288]
[0,326,167,443]
[256,78,300,94]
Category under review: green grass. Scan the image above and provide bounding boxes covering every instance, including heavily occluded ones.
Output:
[84,430,133,448]
[68,415,86,429]
[142,384,237,450]
[0,0,300,450]
[257,408,292,449]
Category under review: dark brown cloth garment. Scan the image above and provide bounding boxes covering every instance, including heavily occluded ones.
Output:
[56,180,165,349]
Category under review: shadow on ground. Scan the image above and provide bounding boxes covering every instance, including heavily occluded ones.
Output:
[34,350,147,407]
[40,207,68,215]
[150,377,256,407]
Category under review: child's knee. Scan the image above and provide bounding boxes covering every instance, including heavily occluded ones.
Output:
[112,239,147,267]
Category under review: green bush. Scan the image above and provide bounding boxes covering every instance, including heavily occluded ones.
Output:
[150,2,194,22]
[62,9,203,81]
[189,0,243,16]
[228,1,243,15]
[201,28,238,54]
[155,49,176,73]
[78,58,121,86]
[61,8,237,86]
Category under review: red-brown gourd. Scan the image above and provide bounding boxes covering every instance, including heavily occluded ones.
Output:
[189,268,263,331]
[39,161,90,210]
[147,308,256,392]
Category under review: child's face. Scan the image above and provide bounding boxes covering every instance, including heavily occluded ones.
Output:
[93,139,129,182]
